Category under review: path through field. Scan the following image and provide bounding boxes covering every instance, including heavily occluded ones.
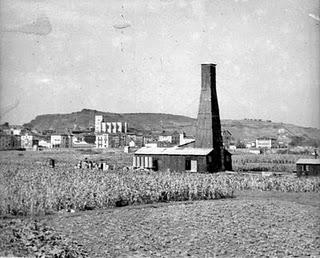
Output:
[42,191,320,257]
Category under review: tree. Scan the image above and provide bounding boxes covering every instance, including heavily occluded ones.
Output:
[1,122,9,128]
[289,136,305,147]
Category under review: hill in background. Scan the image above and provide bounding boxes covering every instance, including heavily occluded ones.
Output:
[24,109,320,146]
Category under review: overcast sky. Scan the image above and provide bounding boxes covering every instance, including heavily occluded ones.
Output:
[0,0,319,128]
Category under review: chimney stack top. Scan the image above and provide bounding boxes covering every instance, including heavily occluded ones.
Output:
[201,63,216,66]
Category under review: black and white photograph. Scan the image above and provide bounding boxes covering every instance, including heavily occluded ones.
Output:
[0,0,319,257]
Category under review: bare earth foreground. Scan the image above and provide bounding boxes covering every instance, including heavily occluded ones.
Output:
[1,191,319,257]
[34,191,319,257]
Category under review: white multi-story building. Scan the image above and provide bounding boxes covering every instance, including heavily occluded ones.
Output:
[21,135,33,149]
[50,135,72,148]
[94,115,128,134]
[96,134,109,148]
[95,115,103,133]
[117,122,122,133]
[112,122,117,133]
[107,122,112,133]
[101,122,107,133]
[256,137,276,149]
[39,140,51,148]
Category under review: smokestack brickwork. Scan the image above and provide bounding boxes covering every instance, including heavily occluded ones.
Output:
[195,64,224,170]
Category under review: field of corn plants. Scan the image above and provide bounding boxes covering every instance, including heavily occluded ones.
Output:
[0,166,234,216]
[232,153,312,172]
[1,150,319,217]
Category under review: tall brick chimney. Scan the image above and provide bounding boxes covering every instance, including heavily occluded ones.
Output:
[195,64,224,170]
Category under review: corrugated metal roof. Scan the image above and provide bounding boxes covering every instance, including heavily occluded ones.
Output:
[296,159,320,165]
[135,147,213,156]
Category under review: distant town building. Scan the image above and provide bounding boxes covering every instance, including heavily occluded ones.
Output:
[96,133,127,148]
[245,141,256,149]
[94,115,127,134]
[95,115,103,133]
[21,135,34,149]
[127,133,144,148]
[42,129,56,136]
[12,128,22,135]
[96,134,109,148]
[0,134,21,150]
[39,140,51,149]
[0,126,24,136]
[256,137,277,149]
[296,159,320,176]
[228,145,237,151]
[50,135,73,148]
[158,131,180,144]
[129,140,135,147]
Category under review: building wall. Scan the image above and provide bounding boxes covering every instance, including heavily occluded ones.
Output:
[256,139,272,149]
[96,134,109,148]
[134,154,211,173]
[112,122,117,133]
[0,135,21,150]
[107,122,112,133]
[51,135,72,148]
[95,115,103,133]
[101,122,107,133]
[256,138,277,149]
[95,115,128,134]
[296,164,320,176]
[117,122,122,133]
[21,135,33,149]
[158,135,172,142]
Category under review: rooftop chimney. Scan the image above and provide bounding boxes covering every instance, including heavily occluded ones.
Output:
[195,64,223,170]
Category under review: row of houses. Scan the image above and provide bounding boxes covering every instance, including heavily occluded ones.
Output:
[0,133,73,150]
[228,137,291,151]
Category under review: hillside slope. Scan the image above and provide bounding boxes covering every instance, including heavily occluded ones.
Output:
[24,109,320,145]
[24,109,196,135]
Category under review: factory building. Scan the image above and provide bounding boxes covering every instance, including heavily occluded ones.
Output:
[134,147,231,172]
[95,115,128,134]
[133,63,232,172]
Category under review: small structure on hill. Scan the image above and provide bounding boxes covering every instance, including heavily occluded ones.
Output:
[296,159,320,176]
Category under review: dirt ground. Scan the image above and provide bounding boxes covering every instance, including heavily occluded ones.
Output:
[42,191,319,257]
[1,191,319,257]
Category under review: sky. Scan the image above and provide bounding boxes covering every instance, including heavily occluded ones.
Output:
[0,0,319,128]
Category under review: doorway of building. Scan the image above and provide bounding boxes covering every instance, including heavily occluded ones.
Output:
[191,160,197,172]
[152,159,158,171]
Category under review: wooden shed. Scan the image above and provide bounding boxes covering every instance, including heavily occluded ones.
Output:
[133,147,232,173]
[296,159,320,176]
